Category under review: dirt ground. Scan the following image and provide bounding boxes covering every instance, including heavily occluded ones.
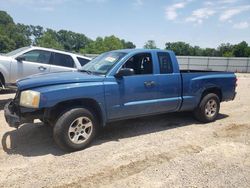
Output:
[0,74,249,188]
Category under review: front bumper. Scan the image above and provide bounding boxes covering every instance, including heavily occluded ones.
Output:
[4,101,23,128]
[4,101,34,128]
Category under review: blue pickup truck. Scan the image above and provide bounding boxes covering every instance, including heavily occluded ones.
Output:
[4,49,237,151]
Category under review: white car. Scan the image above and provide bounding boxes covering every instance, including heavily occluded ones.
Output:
[0,46,91,88]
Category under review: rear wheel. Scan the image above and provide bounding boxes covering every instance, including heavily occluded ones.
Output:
[53,108,98,152]
[193,93,220,123]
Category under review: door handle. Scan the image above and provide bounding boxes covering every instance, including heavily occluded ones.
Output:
[38,66,47,71]
[144,81,156,87]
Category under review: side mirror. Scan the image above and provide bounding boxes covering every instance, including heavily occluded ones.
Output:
[15,55,25,62]
[115,68,135,79]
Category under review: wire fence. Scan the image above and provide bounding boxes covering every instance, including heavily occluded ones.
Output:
[85,54,250,73]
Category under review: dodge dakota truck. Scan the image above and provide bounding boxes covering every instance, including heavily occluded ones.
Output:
[4,49,237,151]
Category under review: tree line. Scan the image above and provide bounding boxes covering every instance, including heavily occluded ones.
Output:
[0,11,135,54]
[1,10,250,57]
[144,40,250,57]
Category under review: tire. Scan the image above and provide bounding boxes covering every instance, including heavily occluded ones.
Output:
[53,108,98,152]
[193,93,220,123]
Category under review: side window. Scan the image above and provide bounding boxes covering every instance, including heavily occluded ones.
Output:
[122,53,153,75]
[157,52,173,74]
[22,50,51,64]
[77,57,90,66]
[53,53,75,68]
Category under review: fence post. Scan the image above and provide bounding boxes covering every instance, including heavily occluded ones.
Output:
[207,57,209,70]
[187,56,190,70]
[247,58,250,73]
[226,58,229,72]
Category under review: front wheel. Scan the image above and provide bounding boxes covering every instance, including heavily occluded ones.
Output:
[193,93,220,123]
[53,108,98,152]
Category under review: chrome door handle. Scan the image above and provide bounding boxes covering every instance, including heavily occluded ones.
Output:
[38,66,46,71]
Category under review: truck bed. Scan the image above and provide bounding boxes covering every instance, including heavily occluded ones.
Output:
[180,69,230,73]
[179,70,236,111]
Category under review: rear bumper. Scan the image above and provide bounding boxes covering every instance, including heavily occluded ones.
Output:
[232,92,237,100]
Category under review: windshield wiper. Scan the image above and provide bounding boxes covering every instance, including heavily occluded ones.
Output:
[79,69,92,74]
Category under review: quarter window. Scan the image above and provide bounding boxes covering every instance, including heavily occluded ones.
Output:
[157,52,173,74]
[53,53,75,68]
[22,50,51,64]
[77,57,90,66]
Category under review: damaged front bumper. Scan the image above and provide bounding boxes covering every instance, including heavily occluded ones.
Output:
[4,101,25,128]
[4,101,42,129]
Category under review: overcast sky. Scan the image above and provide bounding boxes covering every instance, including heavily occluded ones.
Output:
[1,0,250,48]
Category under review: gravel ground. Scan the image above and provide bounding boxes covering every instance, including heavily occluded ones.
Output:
[0,73,249,188]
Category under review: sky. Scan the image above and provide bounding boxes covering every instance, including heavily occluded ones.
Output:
[0,0,250,48]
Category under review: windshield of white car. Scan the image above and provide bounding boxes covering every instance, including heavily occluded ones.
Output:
[5,46,31,57]
[80,52,127,75]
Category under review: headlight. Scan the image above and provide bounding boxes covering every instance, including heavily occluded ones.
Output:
[20,90,40,108]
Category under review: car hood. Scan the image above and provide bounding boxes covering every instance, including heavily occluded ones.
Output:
[0,55,12,61]
[17,71,105,90]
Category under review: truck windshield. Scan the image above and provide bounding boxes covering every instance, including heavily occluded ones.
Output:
[5,46,30,57]
[81,51,127,75]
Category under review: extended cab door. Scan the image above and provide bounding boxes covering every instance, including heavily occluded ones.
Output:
[106,53,159,120]
[11,50,51,83]
[154,51,182,112]
[50,52,76,72]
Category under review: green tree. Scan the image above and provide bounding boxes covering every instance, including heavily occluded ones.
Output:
[84,37,106,54]
[217,43,234,57]
[0,11,31,52]
[0,10,14,25]
[202,48,218,57]
[191,46,203,56]
[57,30,91,52]
[83,35,133,54]
[144,40,157,49]
[30,25,44,38]
[103,35,124,50]
[233,41,249,57]
[0,35,15,53]
[165,42,193,55]
[36,29,63,50]
[121,40,136,49]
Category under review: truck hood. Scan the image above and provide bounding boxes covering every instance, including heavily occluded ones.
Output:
[17,71,105,90]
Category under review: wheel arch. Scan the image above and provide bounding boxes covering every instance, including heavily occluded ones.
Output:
[200,87,222,102]
[44,98,105,127]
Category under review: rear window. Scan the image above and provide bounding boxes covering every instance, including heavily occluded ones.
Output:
[77,57,90,66]
[53,53,75,68]
[157,52,173,74]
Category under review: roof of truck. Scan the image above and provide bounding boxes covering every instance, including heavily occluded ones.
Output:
[111,49,173,54]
